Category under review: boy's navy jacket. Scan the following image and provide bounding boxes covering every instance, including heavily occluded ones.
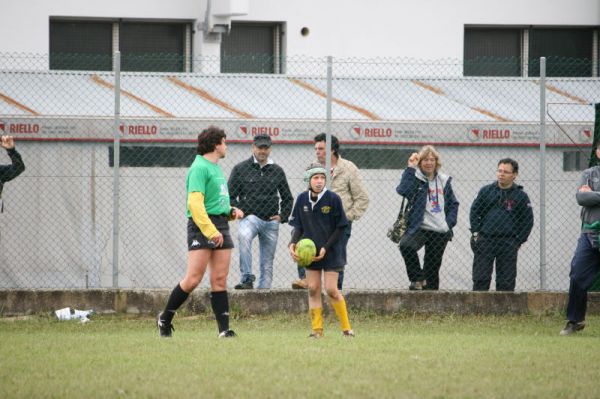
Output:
[289,189,348,269]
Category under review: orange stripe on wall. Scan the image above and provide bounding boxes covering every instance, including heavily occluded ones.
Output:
[470,107,511,122]
[0,92,39,115]
[90,75,174,117]
[545,83,588,105]
[288,78,380,120]
[167,76,254,119]
[410,80,445,95]
[411,79,510,122]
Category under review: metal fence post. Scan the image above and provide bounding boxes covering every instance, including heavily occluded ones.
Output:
[112,51,121,288]
[325,56,333,188]
[539,56,547,290]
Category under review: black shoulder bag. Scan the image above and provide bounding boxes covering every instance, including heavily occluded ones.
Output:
[387,196,412,244]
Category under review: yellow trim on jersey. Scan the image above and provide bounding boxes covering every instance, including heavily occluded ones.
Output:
[188,192,219,239]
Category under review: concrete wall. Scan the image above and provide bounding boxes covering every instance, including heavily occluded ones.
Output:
[2,289,600,317]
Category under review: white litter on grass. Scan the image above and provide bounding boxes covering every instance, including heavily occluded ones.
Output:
[54,307,94,323]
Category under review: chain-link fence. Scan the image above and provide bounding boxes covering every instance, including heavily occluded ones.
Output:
[0,53,598,291]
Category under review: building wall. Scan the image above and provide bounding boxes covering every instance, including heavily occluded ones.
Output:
[237,0,600,59]
[2,0,598,58]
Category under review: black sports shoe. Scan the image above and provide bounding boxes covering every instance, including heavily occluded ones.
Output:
[157,313,174,338]
[559,321,585,336]
[218,329,237,338]
[234,276,255,290]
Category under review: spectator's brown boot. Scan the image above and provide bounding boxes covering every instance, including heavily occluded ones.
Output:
[291,278,308,289]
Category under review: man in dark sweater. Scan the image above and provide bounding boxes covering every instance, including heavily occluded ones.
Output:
[228,134,293,289]
[469,158,533,291]
[0,135,25,214]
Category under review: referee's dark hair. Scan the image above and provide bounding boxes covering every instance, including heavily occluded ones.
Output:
[314,133,340,156]
[197,126,226,155]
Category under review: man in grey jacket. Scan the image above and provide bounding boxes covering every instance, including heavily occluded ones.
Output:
[560,144,600,336]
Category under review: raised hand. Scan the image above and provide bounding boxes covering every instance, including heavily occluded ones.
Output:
[407,152,419,168]
[1,135,15,150]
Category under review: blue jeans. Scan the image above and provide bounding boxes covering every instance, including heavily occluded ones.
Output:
[238,215,280,289]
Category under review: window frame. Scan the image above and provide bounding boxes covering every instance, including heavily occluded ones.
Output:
[220,21,285,74]
[49,17,193,72]
[464,25,599,77]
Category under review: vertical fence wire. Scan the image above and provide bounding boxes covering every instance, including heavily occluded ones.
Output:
[539,57,547,291]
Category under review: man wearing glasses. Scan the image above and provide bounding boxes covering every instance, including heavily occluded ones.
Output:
[469,158,533,291]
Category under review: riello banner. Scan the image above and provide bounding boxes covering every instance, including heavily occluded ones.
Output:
[0,117,593,147]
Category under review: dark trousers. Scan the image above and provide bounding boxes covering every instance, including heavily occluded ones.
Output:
[472,236,519,291]
[336,223,352,289]
[566,233,600,323]
[297,223,352,290]
[399,229,450,290]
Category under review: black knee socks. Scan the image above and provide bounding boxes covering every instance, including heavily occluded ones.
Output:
[161,283,189,324]
[210,290,230,333]
[161,285,229,333]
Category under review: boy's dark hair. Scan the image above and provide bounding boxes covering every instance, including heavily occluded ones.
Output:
[314,133,340,156]
[197,126,226,155]
[498,158,519,174]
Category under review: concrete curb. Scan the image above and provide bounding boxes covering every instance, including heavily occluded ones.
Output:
[2,289,599,317]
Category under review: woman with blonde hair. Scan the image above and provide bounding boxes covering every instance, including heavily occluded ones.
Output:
[395,145,459,290]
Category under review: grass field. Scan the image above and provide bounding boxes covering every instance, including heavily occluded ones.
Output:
[0,312,598,398]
